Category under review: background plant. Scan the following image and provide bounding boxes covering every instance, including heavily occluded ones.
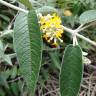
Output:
[0,0,96,96]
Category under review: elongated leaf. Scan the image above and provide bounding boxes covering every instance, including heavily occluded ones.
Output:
[60,44,83,96]
[79,10,96,24]
[13,10,42,95]
[18,0,32,9]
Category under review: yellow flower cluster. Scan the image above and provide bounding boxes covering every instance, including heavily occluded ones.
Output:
[39,13,64,46]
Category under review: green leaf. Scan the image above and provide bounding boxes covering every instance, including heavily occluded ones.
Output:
[0,74,9,88]
[0,89,5,96]
[0,40,12,65]
[60,44,83,96]
[3,55,12,66]
[0,14,10,22]
[10,82,19,96]
[49,52,61,70]
[79,10,96,24]
[11,66,17,78]
[13,10,42,95]
[56,0,65,8]
[36,6,57,14]
[18,0,32,9]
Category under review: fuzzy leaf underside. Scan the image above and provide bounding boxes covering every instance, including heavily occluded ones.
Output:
[14,10,42,95]
[79,10,96,24]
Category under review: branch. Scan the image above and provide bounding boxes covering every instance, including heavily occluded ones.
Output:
[78,22,96,32]
[0,0,28,13]
[0,0,96,46]
[63,26,96,46]
[0,30,13,38]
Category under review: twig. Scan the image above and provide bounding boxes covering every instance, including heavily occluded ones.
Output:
[78,22,96,32]
[88,65,96,70]
[80,91,85,96]
[0,0,28,13]
[43,88,59,96]
[8,12,19,30]
[43,47,64,51]
[0,30,13,38]
[9,53,17,58]
[63,26,96,46]
[91,84,96,96]
[87,75,92,96]
[7,76,23,83]
[76,24,84,31]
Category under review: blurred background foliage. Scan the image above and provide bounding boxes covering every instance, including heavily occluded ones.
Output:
[0,0,96,96]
